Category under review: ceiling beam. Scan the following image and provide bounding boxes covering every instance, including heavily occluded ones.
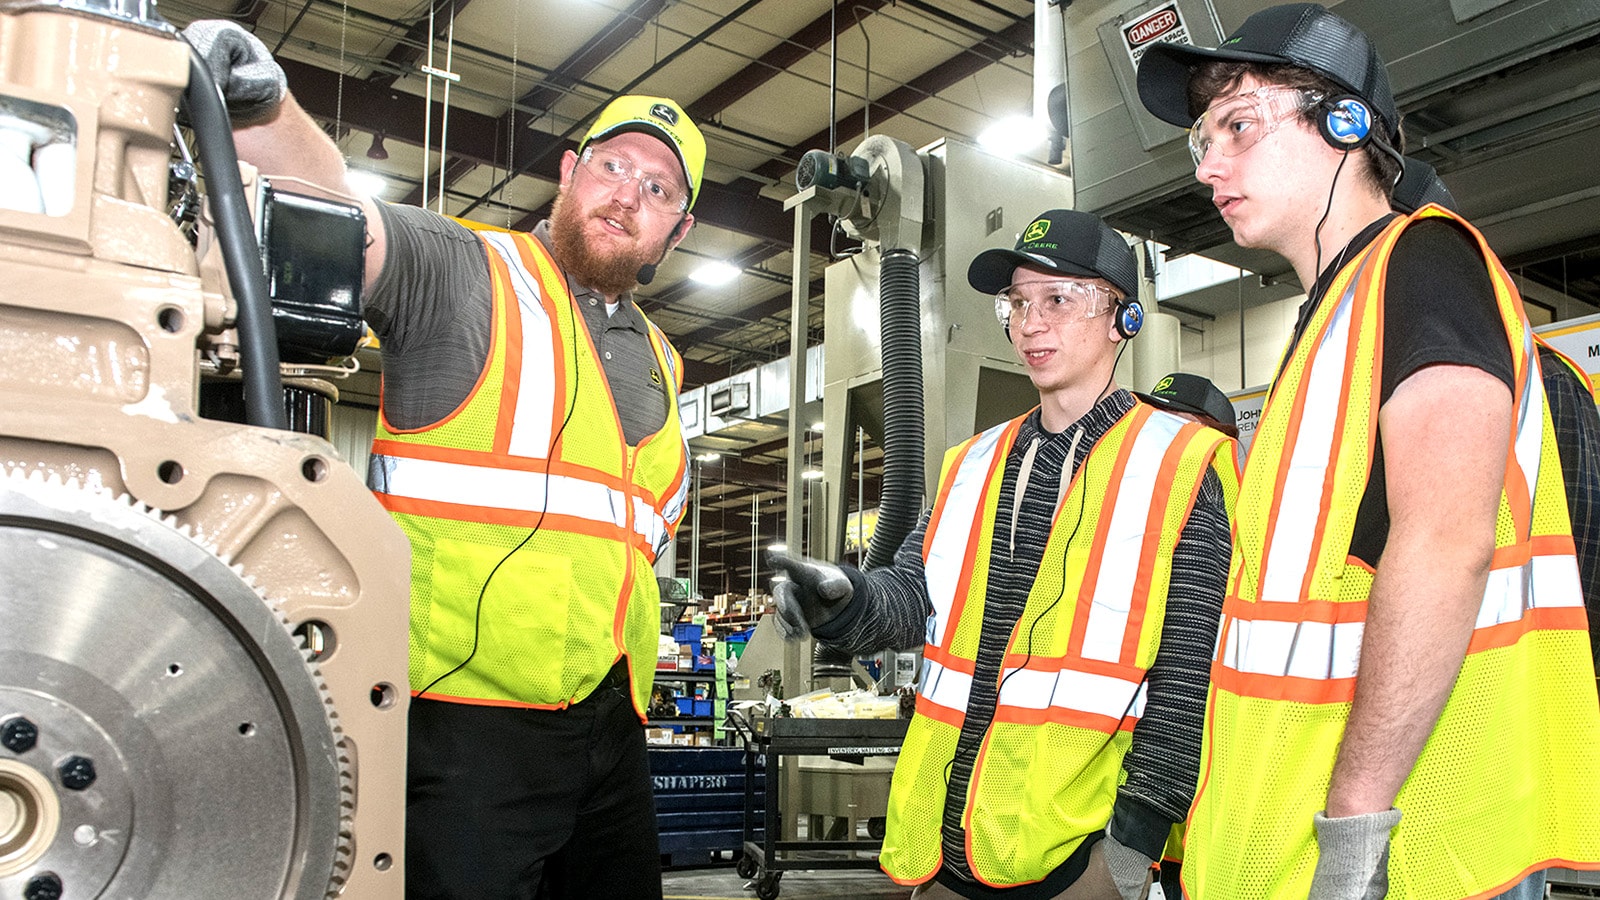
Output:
[365,0,477,91]
[754,16,1034,182]
[279,57,793,246]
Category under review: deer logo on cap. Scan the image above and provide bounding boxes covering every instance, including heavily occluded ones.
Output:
[649,103,679,125]
[1023,219,1051,243]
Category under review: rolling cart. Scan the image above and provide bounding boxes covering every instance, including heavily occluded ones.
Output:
[733,715,909,900]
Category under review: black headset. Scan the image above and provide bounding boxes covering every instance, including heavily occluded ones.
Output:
[1114,296,1144,341]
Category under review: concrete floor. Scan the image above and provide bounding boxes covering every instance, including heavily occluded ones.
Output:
[663,866,906,900]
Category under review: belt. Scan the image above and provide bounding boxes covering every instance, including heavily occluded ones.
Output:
[599,659,631,690]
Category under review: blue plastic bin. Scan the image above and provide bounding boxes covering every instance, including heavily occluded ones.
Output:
[672,623,704,644]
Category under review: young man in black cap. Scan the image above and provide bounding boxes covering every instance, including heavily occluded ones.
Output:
[1137,5,1600,899]
[767,209,1237,899]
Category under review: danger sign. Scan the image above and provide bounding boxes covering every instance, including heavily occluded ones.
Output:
[1123,2,1192,67]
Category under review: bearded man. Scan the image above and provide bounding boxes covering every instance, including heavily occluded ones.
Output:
[185,19,703,899]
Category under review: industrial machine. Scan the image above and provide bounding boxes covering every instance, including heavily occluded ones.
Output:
[0,0,410,897]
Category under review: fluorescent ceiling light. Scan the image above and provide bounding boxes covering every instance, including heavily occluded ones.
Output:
[766,542,787,552]
[694,452,722,463]
[344,169,388,198]
[801,469,824,481]
[690,261,740,285]
[978,115,1047,156]
[809,421,824,431]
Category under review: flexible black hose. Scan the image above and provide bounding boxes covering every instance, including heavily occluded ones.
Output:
[864,247,923,571]
[182,53,287,431]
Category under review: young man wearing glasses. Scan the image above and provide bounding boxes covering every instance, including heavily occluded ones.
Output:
[1136,5,1600,899]
[768,209,1237,900]
[183,20,701,899]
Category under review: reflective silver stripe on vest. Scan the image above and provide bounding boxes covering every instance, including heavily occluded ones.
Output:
[924,422,1011,647]
[480,231,557,459]
[1223,556,1583,680]
[1261,277,1358,604]
[371,453,670,551]
[921,656,1148,721]
[1079,411,1186,663]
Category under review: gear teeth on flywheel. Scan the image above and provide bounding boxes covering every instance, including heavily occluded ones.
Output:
[1,466,359,897]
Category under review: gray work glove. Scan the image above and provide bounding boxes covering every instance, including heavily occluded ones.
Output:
[182,20,288,123]
[1309,808,1402,900]
[766,549,853,640]
[1102,833,1156,900]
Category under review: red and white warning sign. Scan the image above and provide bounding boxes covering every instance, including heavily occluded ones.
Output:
[1122,2,1191,67]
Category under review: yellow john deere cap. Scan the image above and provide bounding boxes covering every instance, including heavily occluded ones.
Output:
[578,95,706,211]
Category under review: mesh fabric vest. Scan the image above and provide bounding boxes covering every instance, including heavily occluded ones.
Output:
[1183,206,1600,899]
[880,405,1237,888]
[369,229,688,716]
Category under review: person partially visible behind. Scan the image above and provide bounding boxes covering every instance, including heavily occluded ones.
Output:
[183,20,703,899]
[1136,372,1239,438]
[768,209,1238,900]
[1394,156,1600,668]
[1137,4,1600,898]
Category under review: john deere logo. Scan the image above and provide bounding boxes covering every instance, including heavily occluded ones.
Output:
[1023,219,1051,243]
[1154,375,1174,393]
[649,103,680,126]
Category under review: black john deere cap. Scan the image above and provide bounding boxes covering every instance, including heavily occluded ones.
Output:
[967,209,1139,298]
[1136,372,1237,428]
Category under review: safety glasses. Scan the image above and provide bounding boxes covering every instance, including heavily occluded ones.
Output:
[579,148,689,214]
[1188,86,1325,168]
[993,280,1118,328]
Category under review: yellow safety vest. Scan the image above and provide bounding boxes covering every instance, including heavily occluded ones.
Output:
[1184,206,1600,899]
[1538,334,1599,402]
[370,229,689,716]
[881,404,1238,888]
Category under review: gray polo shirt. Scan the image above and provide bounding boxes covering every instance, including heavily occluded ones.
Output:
[365,202,670,444]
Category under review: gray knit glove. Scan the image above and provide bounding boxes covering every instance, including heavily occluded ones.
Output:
[1102,833,1155,900]
[182,20,287,123]
[1309,809,1402,900]
[766,549,852,640]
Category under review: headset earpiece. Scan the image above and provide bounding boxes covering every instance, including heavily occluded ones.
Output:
[1318,94,1374,151]
[1115,298,1144,340]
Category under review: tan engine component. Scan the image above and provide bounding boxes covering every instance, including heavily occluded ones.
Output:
[0,3,409,898]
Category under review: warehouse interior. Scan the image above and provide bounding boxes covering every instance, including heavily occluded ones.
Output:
[3,0,1600,897]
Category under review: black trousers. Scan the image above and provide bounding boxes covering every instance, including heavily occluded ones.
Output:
[405,668,663,900]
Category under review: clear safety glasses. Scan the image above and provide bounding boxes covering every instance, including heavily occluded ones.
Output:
[579,148,690,214]
[1188,86,1326,168]
[993,280,1119,328]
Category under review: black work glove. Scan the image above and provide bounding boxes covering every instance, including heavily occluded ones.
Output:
[766,549,853,640]
[182,20,288,123]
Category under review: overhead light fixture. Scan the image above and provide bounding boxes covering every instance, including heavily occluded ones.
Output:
[694,452,722,463]
[766,542,787,553]
[809,421,824,432]
[801,469,824,481]
[690,261,740,286]
[366,133,389,160]
[344,169,388,198]
[978,115,1048,156]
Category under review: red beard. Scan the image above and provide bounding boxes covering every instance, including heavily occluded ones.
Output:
[548,190,660,298]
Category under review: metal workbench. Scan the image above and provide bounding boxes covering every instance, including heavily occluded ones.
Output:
[736,716,909,900]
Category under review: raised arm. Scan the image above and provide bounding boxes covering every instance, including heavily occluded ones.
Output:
[184,20,388,291]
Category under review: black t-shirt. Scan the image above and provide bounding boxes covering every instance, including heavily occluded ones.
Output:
[1287,215,1515,568]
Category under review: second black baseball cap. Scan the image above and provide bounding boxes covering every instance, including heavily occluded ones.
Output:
[967,209,1139,298]
[1136,3,1398,145]
[1136,373,1237,429]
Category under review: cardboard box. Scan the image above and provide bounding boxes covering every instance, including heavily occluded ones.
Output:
[694,733,714,746]
[645,728,674,744]
[671,733,693,746]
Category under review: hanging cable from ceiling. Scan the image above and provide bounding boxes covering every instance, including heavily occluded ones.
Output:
[419,0,460,214]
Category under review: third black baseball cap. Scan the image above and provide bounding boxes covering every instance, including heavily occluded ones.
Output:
[1136,3,1398,145]
[967,209,1139,298]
